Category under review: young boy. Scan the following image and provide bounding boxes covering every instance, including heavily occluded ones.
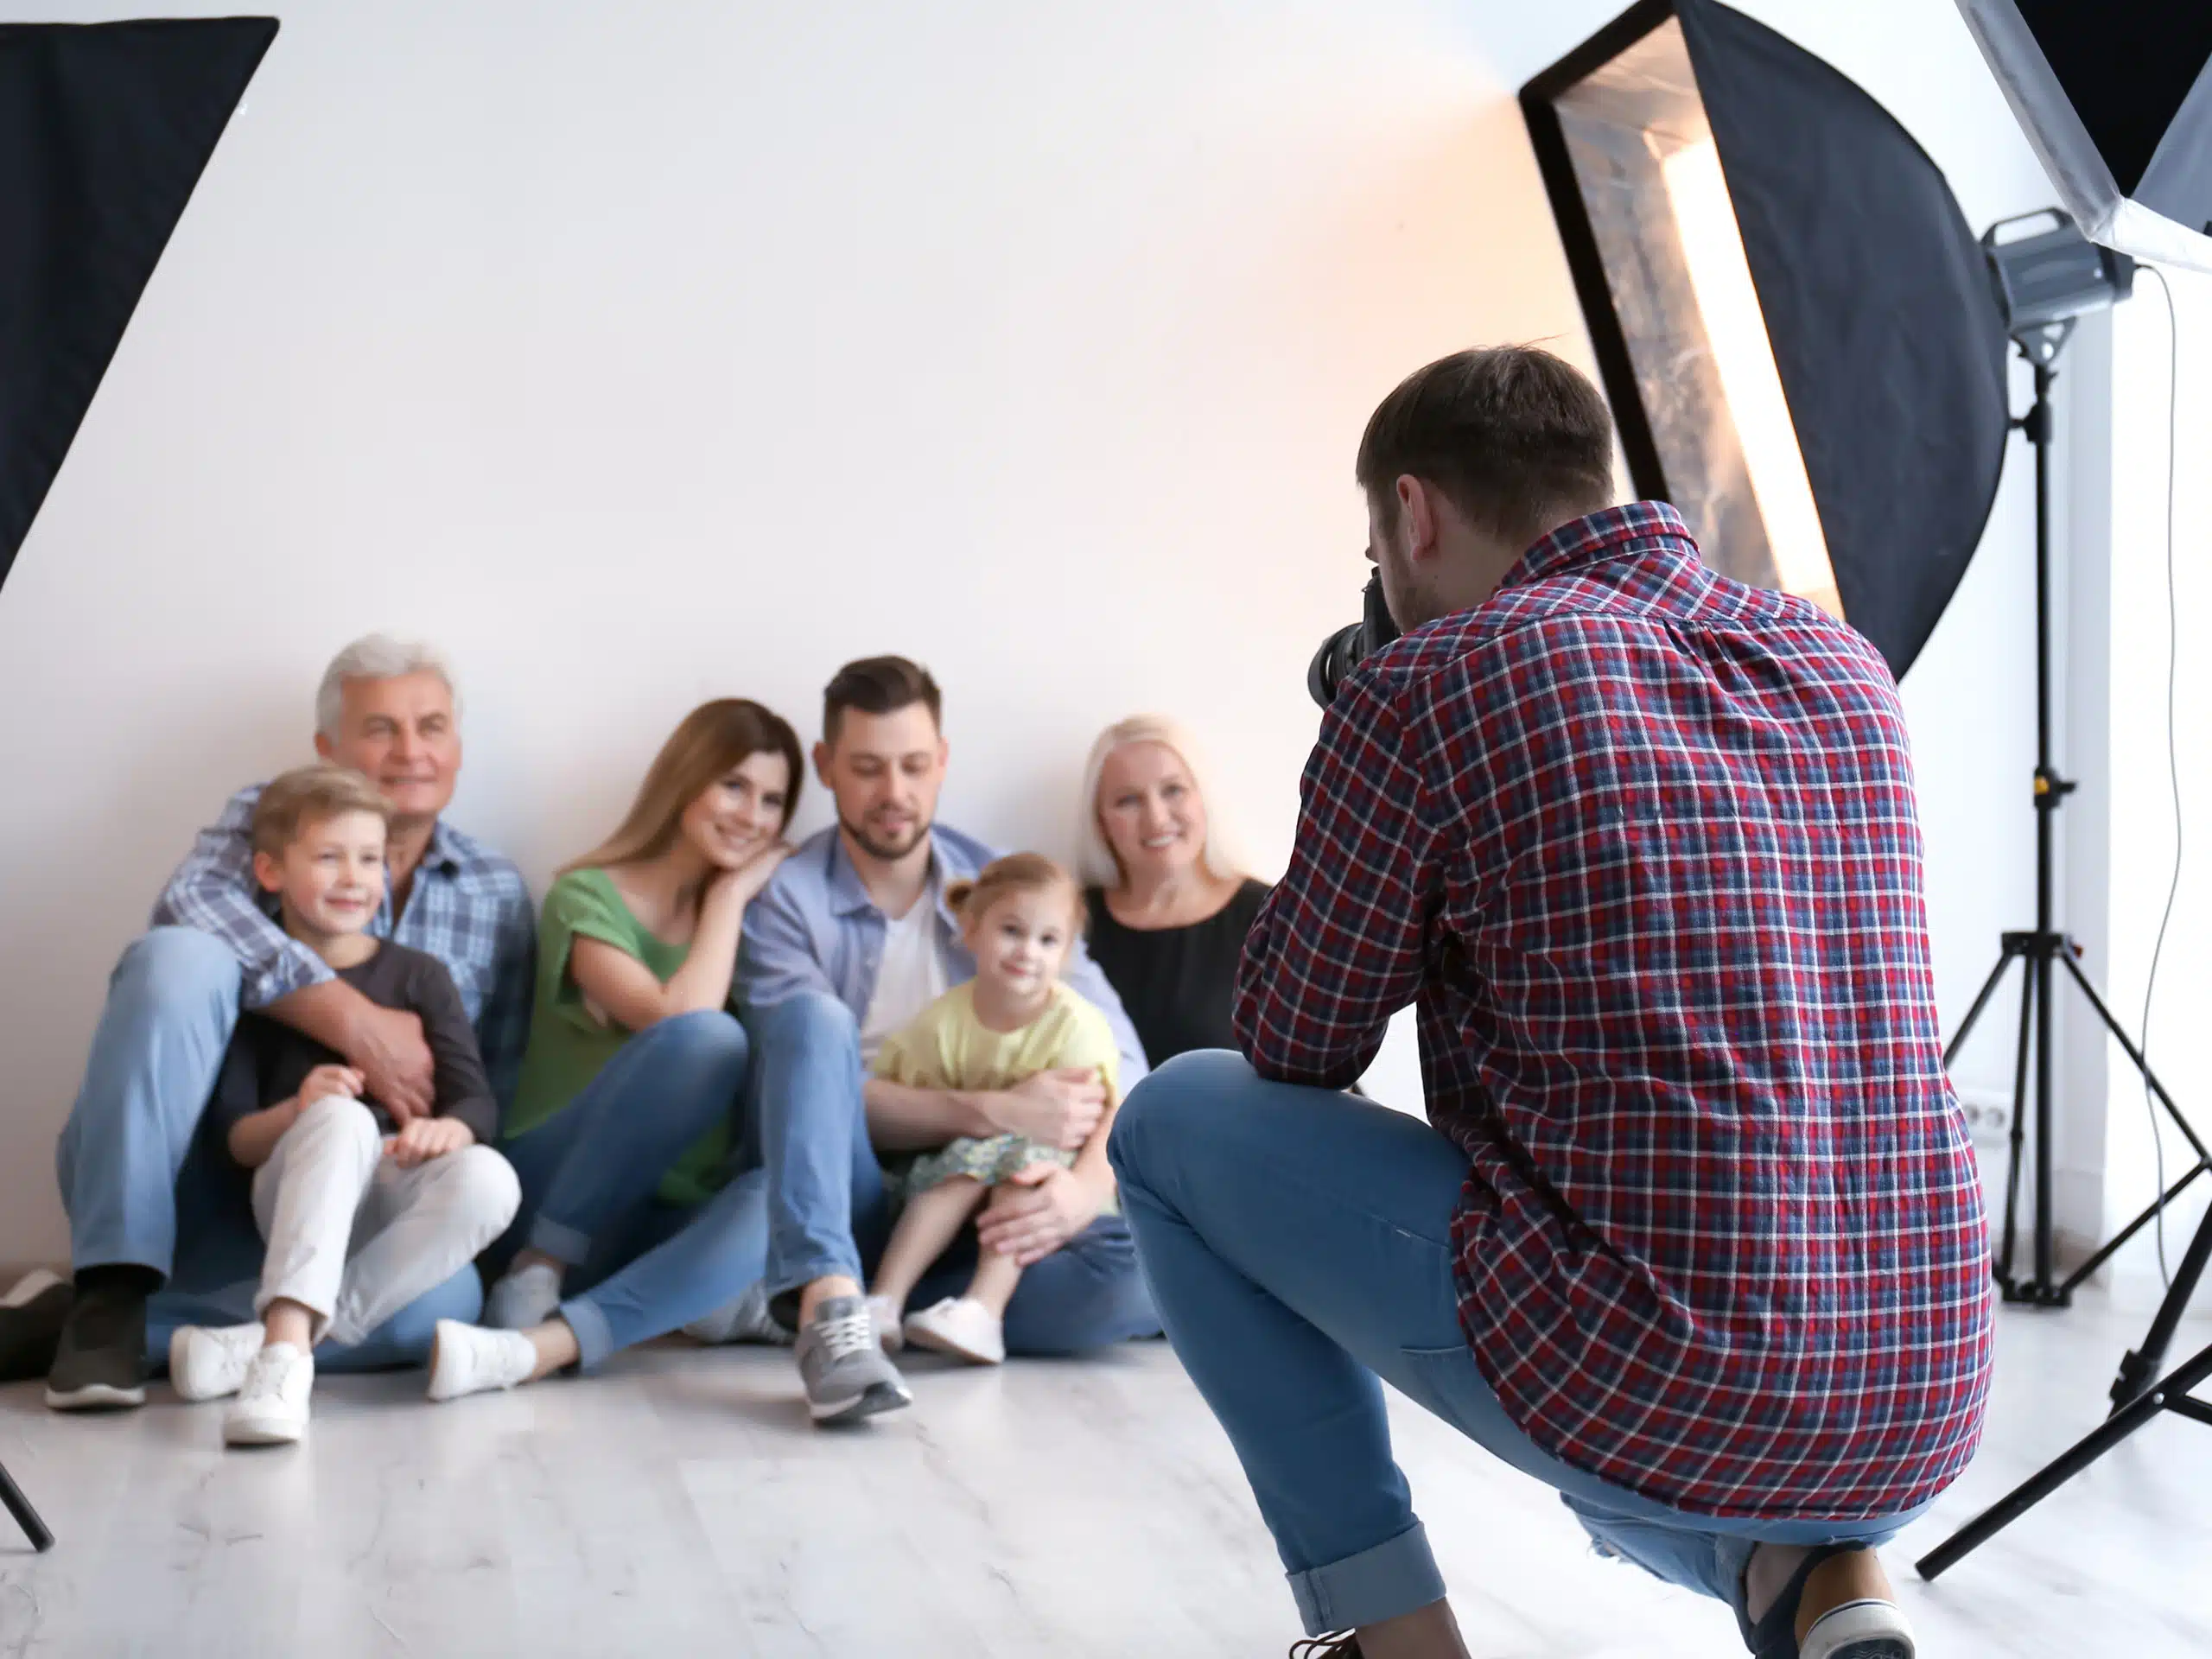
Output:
[168,765,520,1446]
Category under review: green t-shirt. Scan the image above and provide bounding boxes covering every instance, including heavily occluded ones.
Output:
[506,868,735,1207]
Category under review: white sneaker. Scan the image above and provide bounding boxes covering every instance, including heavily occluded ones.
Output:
[868,1293,906,1353]
[170,1323,266,1402]
[900,1296,1005,1365]
[223,1344,313,1445]
[484,1262,562,1331]
[426,1319,536,1403]
[683,1281,794,1347]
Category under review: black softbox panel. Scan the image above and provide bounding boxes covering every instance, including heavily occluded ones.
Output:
[1958,1,2212,272]
[1523,0,2011,681]
[0,18,277,588]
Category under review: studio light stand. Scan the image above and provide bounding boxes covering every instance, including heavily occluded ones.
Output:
[1942,222,2211,1312]
[1917,220,2212,1580]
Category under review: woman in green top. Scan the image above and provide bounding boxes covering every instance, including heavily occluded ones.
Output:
[423,699,803,1402]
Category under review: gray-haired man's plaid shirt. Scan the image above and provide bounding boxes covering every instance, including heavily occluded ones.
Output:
[151,784,537,1112]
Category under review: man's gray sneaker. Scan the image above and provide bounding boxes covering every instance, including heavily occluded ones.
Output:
[683,1280,793,1347]
[794,1294,912,1424]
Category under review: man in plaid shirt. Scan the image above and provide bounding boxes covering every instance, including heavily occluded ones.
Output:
[35,635,534,1411]
[1109,349,1991,1659]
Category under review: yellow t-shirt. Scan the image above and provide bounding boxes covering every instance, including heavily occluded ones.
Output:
[874,980,1121,1103]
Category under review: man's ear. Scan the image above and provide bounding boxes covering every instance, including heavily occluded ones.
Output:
[314,731,335,762]
[251,849,285,894]
[811,740,834,790]
[1397,474,1440,560]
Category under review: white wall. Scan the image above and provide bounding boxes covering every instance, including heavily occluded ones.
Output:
[2100,266,2212,1303]
[0,0,2063,1266]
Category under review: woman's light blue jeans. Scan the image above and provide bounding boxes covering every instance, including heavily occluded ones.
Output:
[1108,1051,1922,1642]
[497,1009,767,1369]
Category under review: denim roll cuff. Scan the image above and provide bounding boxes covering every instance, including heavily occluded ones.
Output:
[561,1295,617,1373]
[527,1214,593,1268]
[1287,1520,1448,1636]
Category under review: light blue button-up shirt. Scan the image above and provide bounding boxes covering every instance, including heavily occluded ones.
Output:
[734,821,1147,1087]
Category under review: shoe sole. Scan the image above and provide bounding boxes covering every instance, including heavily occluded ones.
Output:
[808,1378,913,1424]
[44,1381,145,1411]
[1802,1601,1915,1659]
[903,1325,1002,1366]
[224,1417,305,1446]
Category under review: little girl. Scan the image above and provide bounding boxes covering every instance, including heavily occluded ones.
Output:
[868,853,1121,1365]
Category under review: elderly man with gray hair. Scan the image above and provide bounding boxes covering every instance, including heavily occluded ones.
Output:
[10,635,535,1410]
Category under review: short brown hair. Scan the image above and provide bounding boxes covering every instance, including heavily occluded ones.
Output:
[823,655,942,746]
[945,852,1084,937]
[1356,346,1614,548]
[251,765,391,858]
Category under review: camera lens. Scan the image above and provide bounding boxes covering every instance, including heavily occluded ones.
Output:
[1306,572,1399,709]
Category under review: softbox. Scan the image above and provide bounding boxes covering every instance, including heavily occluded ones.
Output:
[0,18,277,589]
[1956,3,2212,273]
[1522,0,2011,681]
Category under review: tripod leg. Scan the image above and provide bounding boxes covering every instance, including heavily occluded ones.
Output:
[1997,950,2035,1287]
[2109,1203,2212,1412]
[2059,951,2212,1166]
[2033,944,2057,1293]
[1916,1339,2212,1580]
[1947,944,2020,1068]
[0,1457,53,1552]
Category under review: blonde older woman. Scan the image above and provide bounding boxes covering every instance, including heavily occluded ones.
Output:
[1077,716,1270,1068]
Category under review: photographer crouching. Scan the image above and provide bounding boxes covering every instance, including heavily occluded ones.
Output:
[1108,346,1993,1659]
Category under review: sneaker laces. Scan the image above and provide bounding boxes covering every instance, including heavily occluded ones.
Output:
[1290,1636,1361,1657]
[813,1306,876,1363]
[239,1346,303,1405]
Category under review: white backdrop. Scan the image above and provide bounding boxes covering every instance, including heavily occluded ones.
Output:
[0,0,2066,1267]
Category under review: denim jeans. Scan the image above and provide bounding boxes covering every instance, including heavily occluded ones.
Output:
[1108,1052,1921,1640]
[744,991,1160,1351]
[56,927,243,1278]
[497,1009,767,1369]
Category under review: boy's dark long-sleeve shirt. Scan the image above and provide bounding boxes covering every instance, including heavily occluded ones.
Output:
[207,941,499,1159]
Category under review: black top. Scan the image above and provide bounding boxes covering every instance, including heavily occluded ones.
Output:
[207,941,498,1160]
[1084,879,1271,1069]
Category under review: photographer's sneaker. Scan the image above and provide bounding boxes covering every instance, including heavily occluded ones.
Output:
[223,1344,313,1446]
[794,1295,912,1425]
[683,1280,793,1347]
[901,1296,1006,1365]
[485,1262,562,1331]
[426,1320,536,1402]
[169,1323,265,1402]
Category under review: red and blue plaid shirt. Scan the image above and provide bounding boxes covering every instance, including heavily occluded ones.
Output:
[1235,501,1993,1519]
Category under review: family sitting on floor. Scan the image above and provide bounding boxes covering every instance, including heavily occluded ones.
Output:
[3,642,1265,1438]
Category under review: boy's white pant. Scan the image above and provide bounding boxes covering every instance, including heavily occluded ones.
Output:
[251,1095,520,1347]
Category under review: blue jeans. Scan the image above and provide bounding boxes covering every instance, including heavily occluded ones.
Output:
[498,1010,769,1370]
[145,1264,484,1373]
[744,992,1160,1352]
[56,927,241,1278]
[1109,1052,1921,1640]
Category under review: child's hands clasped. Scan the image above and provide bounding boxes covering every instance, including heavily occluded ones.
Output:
[385,1115,474,1167]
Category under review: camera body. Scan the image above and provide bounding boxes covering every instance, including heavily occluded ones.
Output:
[1306,571,1401,708]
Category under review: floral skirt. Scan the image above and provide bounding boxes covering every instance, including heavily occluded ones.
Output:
[903,1133,1076,1196]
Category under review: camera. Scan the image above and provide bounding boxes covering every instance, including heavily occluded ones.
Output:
[1306,570,1400,708]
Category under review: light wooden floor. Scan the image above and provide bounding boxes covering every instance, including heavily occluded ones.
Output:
[2,1291,2206,1656]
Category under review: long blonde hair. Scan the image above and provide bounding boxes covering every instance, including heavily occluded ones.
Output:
[563,699,804,877]
[1077,715,1243,889]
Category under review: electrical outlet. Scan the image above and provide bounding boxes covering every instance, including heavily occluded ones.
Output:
[1957,1090,2013,1144]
